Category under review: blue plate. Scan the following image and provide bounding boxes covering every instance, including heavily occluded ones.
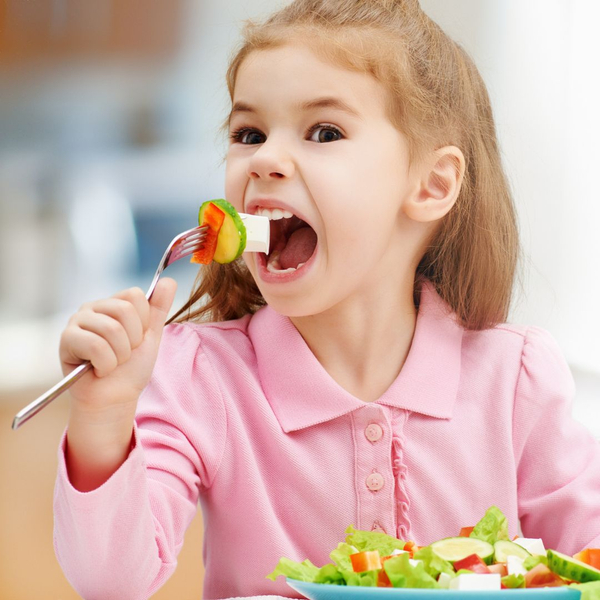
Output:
[286,579,582,600]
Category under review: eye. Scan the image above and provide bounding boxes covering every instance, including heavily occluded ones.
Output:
[230,127,266,145]
[307,124,344,143]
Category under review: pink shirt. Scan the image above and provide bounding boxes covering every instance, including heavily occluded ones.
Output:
[54,282,600,600]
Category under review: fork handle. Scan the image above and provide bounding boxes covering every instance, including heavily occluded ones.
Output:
[11,361,93,430]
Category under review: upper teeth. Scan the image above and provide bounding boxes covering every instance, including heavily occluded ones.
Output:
[256,207,293,220]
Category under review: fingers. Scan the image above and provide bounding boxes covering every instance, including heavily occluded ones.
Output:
[60,287,151,378]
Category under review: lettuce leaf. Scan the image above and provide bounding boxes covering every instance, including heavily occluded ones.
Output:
[383,553,440,589]
[502,573,526,588]
[470,505,509,545]
[265,557,320,582]
[329,542,357,572]
[413,545,455,579]
[523,554,548,570]
[345,525,406,555]
[570,581,600,600]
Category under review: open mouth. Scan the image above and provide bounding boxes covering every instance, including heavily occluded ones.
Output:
[255,207,318,273]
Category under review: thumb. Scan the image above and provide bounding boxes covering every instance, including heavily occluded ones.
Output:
[148,277,178,334]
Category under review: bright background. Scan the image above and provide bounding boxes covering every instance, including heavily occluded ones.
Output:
[0,1,598,598]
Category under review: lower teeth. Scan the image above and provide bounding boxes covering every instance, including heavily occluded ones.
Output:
[266,251,307,274]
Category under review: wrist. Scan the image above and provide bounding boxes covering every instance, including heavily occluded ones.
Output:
[66,402,138,492]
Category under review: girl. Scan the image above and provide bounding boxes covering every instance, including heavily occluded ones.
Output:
[53,0,600,599]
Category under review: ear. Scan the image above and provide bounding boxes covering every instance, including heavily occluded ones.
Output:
[403,146,465,223]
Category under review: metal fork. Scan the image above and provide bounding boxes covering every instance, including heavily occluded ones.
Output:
[11,225,208,430]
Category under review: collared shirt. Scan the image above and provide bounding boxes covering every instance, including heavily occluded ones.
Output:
[54,282,600,600]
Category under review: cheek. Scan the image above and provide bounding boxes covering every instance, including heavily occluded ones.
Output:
[224,159,245,211]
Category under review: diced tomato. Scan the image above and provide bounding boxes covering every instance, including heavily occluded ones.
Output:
[350,550,382,573]
[191,203,225,264]
[574,549,600,570]
[459,527,474,537]
[377,571,392,587]
[453,554,491,574]
[488,563,508,577]
[524,563,568,588]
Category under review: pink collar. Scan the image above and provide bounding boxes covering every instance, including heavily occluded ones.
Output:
[248,281,463,432]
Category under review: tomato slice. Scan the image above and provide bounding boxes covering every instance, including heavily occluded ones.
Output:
[459,526,475,537]
[453,554,491,574]
[524,563,568,587]
[191,202,225,264]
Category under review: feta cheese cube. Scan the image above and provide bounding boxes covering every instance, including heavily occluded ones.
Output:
[513,537,545,556]
[437,572,452,589]
[449,573,501,591]
[507,555,528,576]
[240,213,270,254]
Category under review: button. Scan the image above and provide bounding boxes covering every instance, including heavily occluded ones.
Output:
[372,522,386,533]
[366,472,384,491]
[365,423,383,442]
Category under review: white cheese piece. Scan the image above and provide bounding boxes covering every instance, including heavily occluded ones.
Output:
[507,555,528,576]
[240,213,270,254]
[437,572,452,589]
[514,537,546,556]
[449,573,501,590]
[391,549,407,555]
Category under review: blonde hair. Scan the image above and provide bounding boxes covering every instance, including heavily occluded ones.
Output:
[170,0,520,331]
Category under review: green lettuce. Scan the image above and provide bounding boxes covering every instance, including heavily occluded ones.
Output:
[265,557,319,582]
[344,525,406,555]
[413,545,455,579]
[383,553,440,589]
[570,581,600,600]
[502,573,526,588]
[329,542,357,572]
[470,505,509,545]
[523,554,548,570]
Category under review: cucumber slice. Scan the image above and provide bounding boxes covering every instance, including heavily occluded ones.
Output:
[547,549,600,583]
[198,199,247,263]
[494,540,531,563]
[430,537,495,565]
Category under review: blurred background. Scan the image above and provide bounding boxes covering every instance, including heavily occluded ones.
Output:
[0,0,598,598]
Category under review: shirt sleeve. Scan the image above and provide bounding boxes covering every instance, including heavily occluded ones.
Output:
[513,326,600,553]
[53,323,227,600]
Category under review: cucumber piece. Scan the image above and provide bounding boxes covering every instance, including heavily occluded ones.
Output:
[430,537,495,565]
[547,549,600,583]
[494,540,531,563]
[198,199,246,263]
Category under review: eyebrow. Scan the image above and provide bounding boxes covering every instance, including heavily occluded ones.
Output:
[229,96,360,120]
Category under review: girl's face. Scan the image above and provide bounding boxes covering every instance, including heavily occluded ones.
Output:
[225,43,424,317]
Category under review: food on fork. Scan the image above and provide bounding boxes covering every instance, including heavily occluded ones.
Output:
[191,199,269,264]
[267,506,600,596]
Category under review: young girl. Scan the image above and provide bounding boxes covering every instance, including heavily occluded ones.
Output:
[53,0,600,598]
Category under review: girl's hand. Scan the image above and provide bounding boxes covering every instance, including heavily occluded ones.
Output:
[59,278,178,415]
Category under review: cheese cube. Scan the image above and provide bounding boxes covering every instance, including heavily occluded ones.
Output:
[507,555,528,576]
[437,572,452,589]
[513,537,545,556]
[449,573,501,590]
[240,213,270,253]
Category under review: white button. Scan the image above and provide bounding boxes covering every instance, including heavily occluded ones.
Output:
[365,423,383,442]
[366,472,384,491]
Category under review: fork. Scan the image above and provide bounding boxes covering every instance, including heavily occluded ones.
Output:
[11,225,208,431]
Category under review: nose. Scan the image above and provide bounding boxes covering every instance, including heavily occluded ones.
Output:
[247,138,295,180]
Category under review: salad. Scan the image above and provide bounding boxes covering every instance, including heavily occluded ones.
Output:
[267,507,600,599]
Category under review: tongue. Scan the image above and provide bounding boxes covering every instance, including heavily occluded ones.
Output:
[279,226,317,269]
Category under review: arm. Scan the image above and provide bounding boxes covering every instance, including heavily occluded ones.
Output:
[513,326,600,553]
[54,317,227,599]
[60,279,177,491]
